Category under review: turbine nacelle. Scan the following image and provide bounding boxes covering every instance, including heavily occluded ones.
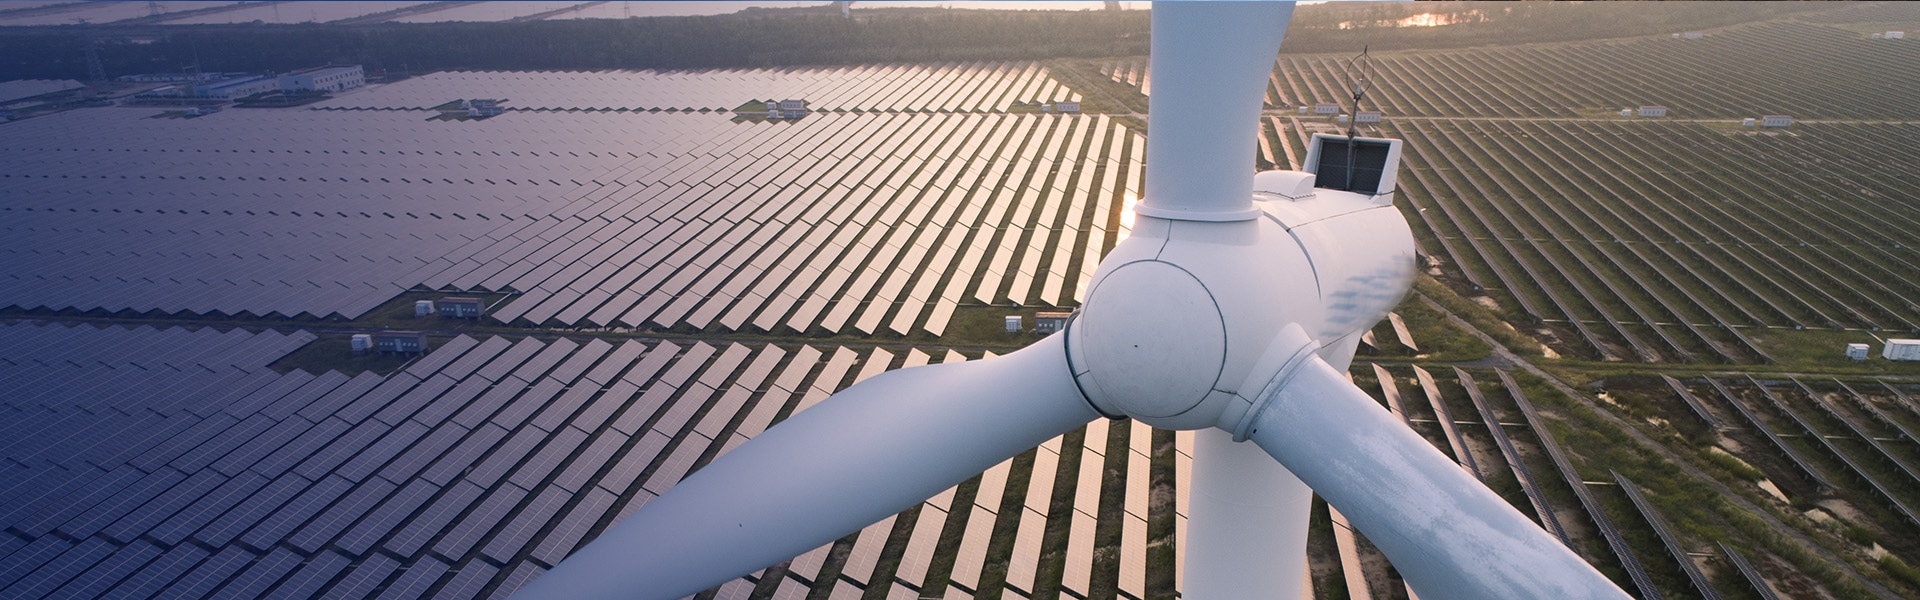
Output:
[1067,168,1416,433]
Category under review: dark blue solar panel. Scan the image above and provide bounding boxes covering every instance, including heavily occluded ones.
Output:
[337,478,439,555]
[372,374,458,427]
[565,386,622,434]
[412,376,492,426]
[422,424,508,486]
[402,335,483,379]
[435,559,498,600]
[220,370,317,419]
[215,547,302,598]
[271,550,351,598]
[489,379,566,431]
[48,539,159,598]
[240,475,354,550]
[507,427,588,491]
[552,431,622,492]
[60,468,187,538]
[173,413,275,474]
[437,337,515,382]
[580,340,647,386]
[216,416,314,477]
[507,338,578,384]
[337,420,432,482]
[89,413,199,469]
[531,487,617,566]
[452,386,524,430]
[260,370,353,421]
[466,427,545,488]
[254,416,345,478]
[491,561,548,600]
[0,537,77,592]
[1,464,112,531]
[101,469,226,544]
[288,478,397,553]
[336,373,423,424]
[0,537,112,599]
[130,413,239,472]
[293,420,392,482]
[374,556,448,600]
[483,485,572,562]
[597,431,670,496]
[157,545,251,600]
[434,485,528,560]
[323,553,399,600]
[149,470,269,545]
[544,339,612,387]
[386,481,486,557]
[15,464,144,537]
[296,372,386,422]
[104,543,207,599]
[476,338,548,383]
[382,423,468,483]
[195,473,310,547]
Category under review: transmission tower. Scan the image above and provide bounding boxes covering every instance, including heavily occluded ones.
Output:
[80,20,107,83]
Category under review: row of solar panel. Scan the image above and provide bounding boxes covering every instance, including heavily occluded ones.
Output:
[1,109,1139,331]
[0,322,1185,599]
[317,64,1080,113]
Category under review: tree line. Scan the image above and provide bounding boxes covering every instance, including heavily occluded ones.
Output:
[0,9,1149,82]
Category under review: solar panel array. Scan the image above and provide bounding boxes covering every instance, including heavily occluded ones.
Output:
[0,1,239,27]
[316,65,1082,113]
[0,322,1179,600]
[1,103,1137,332]
[158,1,430,25]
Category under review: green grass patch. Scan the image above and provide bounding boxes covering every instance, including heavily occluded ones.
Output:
[1413,274,1550,358]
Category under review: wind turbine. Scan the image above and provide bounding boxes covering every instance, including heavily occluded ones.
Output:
[516,3,1630,599]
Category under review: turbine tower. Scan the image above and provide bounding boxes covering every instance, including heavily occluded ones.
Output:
[515,3,1631,598]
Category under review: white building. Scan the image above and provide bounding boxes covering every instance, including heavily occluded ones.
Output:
[766,98,809,119]
[1638,105,1668,117]
[1847,343,1871,361]
[1885,339,1920,361]
[1053,100,1080,114]
[1742,118,1756,127]
[1887,31,1905,39]
[1355,110,1382,123]
[466,99,504,118]
[1682,31,1704,39]
[195,76,279,100]
[278,65,365,93]
[1313,103,1341,115]
[1760,115,1792,128]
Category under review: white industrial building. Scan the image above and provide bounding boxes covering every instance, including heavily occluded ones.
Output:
[1885,339,1920,361]
[195,75,280,100]
[1355,110,1382,123]
[1638,105,1668,117]
[1886,31,1905,39]
[278,64,365,92]
[766,98,809,120]
[1313,102,1341,114]
[1760,115,1792,128]
[1847,343,1870,361]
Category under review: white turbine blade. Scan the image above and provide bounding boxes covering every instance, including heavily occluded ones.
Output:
[1184,427,1311,600]
[513,334,1098,600]
[1137,1,1294,222]
[1242,356,1629,599]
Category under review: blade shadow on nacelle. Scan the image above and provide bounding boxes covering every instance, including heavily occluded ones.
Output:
[510,334,1099,600]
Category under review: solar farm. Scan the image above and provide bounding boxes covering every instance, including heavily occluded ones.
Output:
[4,2,1920,600]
